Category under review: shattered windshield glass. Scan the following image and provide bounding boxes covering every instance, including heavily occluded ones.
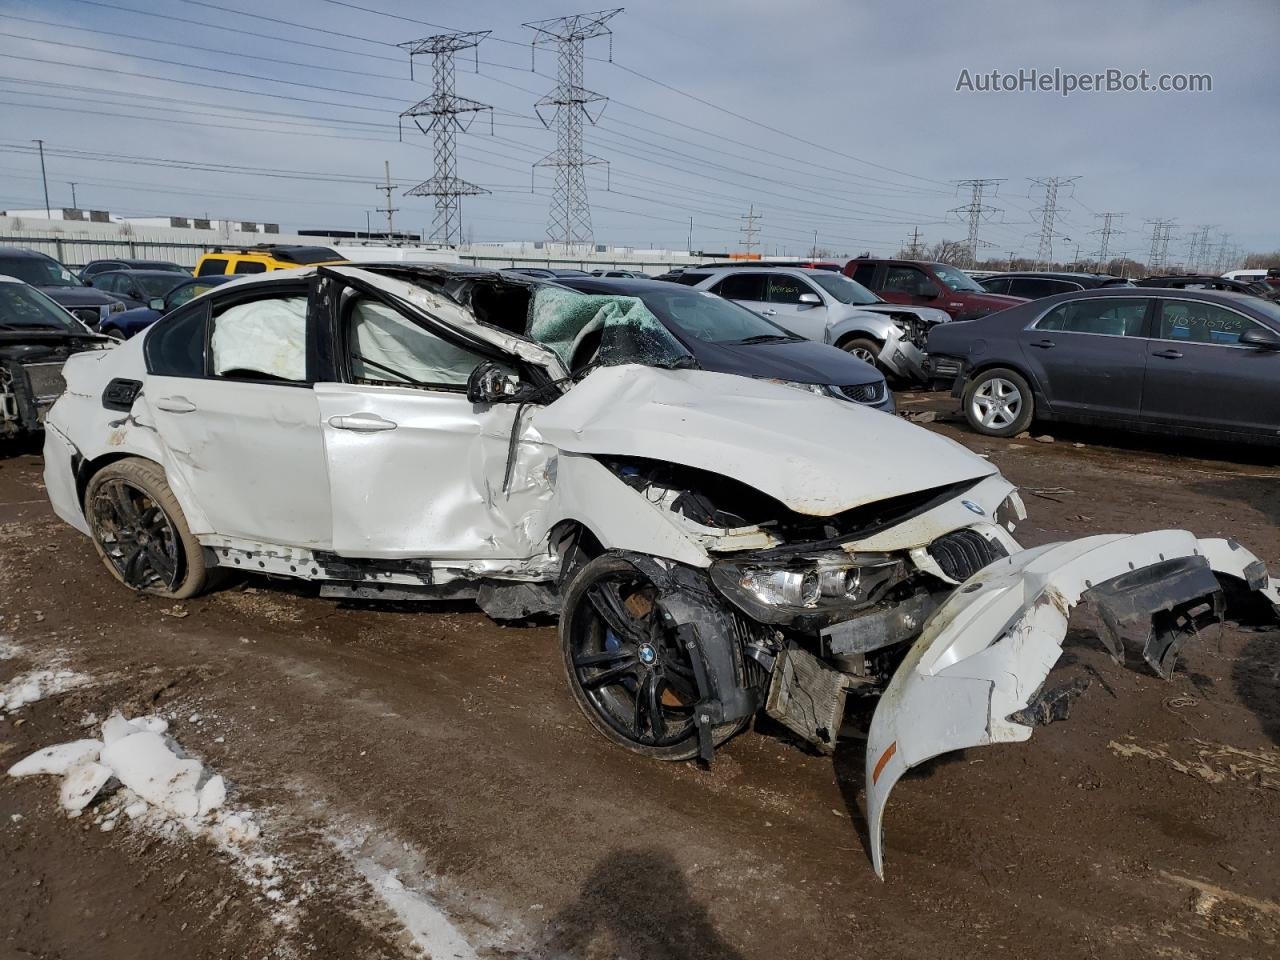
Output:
[528,286,693,372]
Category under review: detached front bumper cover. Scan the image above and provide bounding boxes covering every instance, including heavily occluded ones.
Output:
[865,531,1280,878]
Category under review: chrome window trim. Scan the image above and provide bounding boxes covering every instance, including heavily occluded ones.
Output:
[1024,295,1152,339]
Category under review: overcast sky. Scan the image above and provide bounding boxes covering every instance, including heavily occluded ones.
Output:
[1,0,1276,259]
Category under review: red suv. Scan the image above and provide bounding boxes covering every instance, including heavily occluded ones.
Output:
[844,258,1028,321]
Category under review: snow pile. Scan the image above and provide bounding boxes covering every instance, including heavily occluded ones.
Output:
[0,667,91,713]
[8,710,293,913]
[0,636,20,660]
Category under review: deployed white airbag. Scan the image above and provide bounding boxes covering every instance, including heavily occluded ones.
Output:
[349,298,481,386]
[211,296,307,381]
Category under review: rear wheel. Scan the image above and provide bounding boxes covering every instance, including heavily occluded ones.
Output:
[963,367,1035,437]
[560,555,743,760]
[84,458,210,598]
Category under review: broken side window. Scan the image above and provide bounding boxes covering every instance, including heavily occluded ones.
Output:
[527,287,692,373]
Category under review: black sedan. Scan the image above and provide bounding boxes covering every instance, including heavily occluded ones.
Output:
[927,288,1280,444]
[556,276,894,411]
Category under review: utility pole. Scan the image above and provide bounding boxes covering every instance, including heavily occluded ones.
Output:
[524,9,622,250]
[365,210,372,239]
[374,161,399,238]
[949,178,1004,267]
[687,216,693,253]
[1144,218,1176,273]
[904,226,924,258]
[1091,212,1123,270]
[1007,251,1017,270]
[1028,176,1079,269]
[810,229,818,259]
[400,31,493,247]
[32,139,50,218]
[67,181,78,209]
[739,204,761,255]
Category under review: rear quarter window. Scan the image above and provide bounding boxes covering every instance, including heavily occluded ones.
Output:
[232,260,268,275]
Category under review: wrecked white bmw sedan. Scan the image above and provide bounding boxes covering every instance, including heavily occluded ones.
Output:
[41,264,1280,876]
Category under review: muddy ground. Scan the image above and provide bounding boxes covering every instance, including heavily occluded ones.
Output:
[2,392,1279,960]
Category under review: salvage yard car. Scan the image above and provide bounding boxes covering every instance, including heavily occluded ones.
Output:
[686,265,950,382]
[1,276,112,440]
[927,287,1280,443]
[554,274,894,411]
[40,263,1280,876]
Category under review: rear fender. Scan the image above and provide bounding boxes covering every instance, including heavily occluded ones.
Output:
[865,531,1279,878]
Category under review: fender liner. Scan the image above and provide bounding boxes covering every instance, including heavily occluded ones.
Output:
[620,552,762,762]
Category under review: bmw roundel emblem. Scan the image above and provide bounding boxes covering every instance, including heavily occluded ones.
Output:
[961,500,986,516]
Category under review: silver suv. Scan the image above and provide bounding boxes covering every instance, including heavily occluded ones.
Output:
[688,266,951,382]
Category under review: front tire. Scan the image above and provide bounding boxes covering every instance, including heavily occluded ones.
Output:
[560,554,743,761]
[84,457,210,598]
[962,367,1035,437]
[838,335,883,368]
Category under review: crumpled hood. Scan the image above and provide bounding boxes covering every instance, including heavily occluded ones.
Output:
[856,303,952,325]
[534,365,995,516]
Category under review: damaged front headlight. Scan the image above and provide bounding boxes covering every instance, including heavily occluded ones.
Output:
[711,553,906,625]
[760,378,828,397]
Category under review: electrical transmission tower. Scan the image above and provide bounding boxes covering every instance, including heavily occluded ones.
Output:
[1090,211,1124,269]
[1028,176,1079,269]
[399,31,493,246]
[1144,218,1176,273]
[1183,224,1214,272]
[949,179,1004,267]
[524,9,623,249]
[740,204,762,255]
[1211,233,1232,273]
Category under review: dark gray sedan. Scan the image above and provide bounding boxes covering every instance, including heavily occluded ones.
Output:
[926,287,1280,444]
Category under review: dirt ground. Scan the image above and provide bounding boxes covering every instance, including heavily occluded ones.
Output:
[2,392,1279,960]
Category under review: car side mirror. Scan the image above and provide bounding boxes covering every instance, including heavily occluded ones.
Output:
[467,361,531,404]
[917,281,941,299]
[1239,327,1280,351]
[149,297,166,311]
[797,292,822,306]
[82,278,93,287]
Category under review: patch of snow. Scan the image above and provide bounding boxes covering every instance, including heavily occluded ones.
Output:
[0,668,90,713]
[9,710,293,925]
[354,858,481,960]
[8,739,102,777]
[60,760,114,813]
[0,637,19,660]
[102,730,205,819]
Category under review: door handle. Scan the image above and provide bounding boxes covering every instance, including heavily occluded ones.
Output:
[1152,349,1183,360]
[327,413,397,432]
[760,309,777,316]
[154,396,196,413]
[1030,339,1056,349]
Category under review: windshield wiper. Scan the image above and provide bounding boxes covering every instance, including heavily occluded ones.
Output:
[736,333,798,344]
[0,322,73,332]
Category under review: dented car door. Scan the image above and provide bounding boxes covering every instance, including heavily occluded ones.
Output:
[313,269,558,561]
